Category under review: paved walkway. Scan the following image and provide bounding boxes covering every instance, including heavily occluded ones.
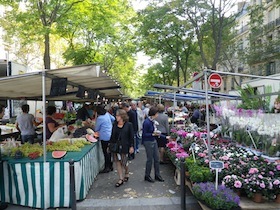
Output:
[5,145,201,210]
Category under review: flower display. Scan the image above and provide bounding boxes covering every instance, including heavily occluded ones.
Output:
[193,182,240,210]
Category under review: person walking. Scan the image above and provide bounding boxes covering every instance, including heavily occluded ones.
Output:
[109,109,134,187]
[122,102,137,160]
[142,106,164,183]
[95,105,115,173]
[155,104,169,164]
[130,101,144,153]
[16,104,42,144]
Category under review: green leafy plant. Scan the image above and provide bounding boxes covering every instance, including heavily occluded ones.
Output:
[237,85,264,110]
[189,164,213,183]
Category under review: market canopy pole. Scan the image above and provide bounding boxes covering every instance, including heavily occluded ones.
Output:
[204,70,212,160]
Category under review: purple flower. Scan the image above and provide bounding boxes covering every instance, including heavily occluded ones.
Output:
[276,164,280,171]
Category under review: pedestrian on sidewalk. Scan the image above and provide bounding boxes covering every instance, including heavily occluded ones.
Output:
[122,102,137,160]
[142,106,164,183]
[109,109,134,187]
[155,104,169,164]
[95,105,115,173]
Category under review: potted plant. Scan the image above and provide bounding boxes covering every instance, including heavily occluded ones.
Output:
[189,164,213,183]
[243,172,271,202]
[193,182,241,210]
[222,175,244,196]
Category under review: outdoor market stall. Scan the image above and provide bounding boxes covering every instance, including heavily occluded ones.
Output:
[0,64,121,208]
[0,142,104,208]
[153,69,280,209]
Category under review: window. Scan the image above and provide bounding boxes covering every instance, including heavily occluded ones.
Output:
[266,62,276,75]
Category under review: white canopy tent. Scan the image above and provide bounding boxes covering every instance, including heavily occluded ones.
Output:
[0,64,122,100]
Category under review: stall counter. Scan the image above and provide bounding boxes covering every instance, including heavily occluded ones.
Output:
[0,141,104,208]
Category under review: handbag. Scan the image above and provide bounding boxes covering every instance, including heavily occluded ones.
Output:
[109,142,119,153]
[109,131,121,153]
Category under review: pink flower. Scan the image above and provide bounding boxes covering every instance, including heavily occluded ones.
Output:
[224,163,229,169]
[258,175,263,179]
[167,142,177,149]
[178,148,185,153]
[170,147,178,152]
[269,171,274,176]
[234,181,242,188]
[253,156,258,160]
[176,152,189,159]
[220,156,229,161]
[249,168,259,174]
[260,182,265,189]
[276,164,280,171]
[273,180,280,185]
[204,159,209,164]
[198,153,206,158]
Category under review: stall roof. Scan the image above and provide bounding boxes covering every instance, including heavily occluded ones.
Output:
[0,64,123,100]
[146,88,240,101]
[153,84,240,100]
[145,90,205,101]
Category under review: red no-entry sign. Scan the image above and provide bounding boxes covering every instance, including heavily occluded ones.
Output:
[208,73,222,88]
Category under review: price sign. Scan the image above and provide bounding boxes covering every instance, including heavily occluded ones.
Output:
[210,161,224,169]
[210,161,224,190]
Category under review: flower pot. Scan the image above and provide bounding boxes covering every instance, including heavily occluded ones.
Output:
[234,189,241,197]
[252,193,263,203]
[275,194,280,204]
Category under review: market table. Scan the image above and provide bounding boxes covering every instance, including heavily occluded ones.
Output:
[0,125,19,140]
[0,141,105,208]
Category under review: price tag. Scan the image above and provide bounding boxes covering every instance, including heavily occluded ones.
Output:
[210,161,224,169]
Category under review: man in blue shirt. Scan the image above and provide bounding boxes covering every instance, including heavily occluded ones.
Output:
[95,105,115,173]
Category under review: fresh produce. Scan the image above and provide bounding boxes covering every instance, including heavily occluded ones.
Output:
[28,151,41,159]
[10,143,43,158]
[46,139,90,152]
[52,151,67,159]
[86,134,98,143]
[73,127,87,138]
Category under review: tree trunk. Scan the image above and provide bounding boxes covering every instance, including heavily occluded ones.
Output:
[44,33,51,70]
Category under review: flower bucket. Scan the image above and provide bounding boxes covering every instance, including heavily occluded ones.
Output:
[252,193,263,203]
[275,194,280,204]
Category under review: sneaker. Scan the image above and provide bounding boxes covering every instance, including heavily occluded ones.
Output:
[136,149,139,153]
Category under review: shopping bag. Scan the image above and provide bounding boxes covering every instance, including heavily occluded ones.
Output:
[49,126,68,142]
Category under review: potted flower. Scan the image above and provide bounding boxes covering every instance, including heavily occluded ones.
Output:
[222,175,244,196]
[243,172,271,202]
[193,182,240,210]
[271,178,280,203]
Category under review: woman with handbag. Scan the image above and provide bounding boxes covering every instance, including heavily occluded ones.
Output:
[109,109,134,187]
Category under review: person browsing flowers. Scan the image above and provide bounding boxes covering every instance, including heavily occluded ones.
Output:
[142,106,164,183]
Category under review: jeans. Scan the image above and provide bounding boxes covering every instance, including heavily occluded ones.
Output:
[101,140,112,169]
[143,140,160,177]
[135,133,141,152]
[21,135,35,144]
